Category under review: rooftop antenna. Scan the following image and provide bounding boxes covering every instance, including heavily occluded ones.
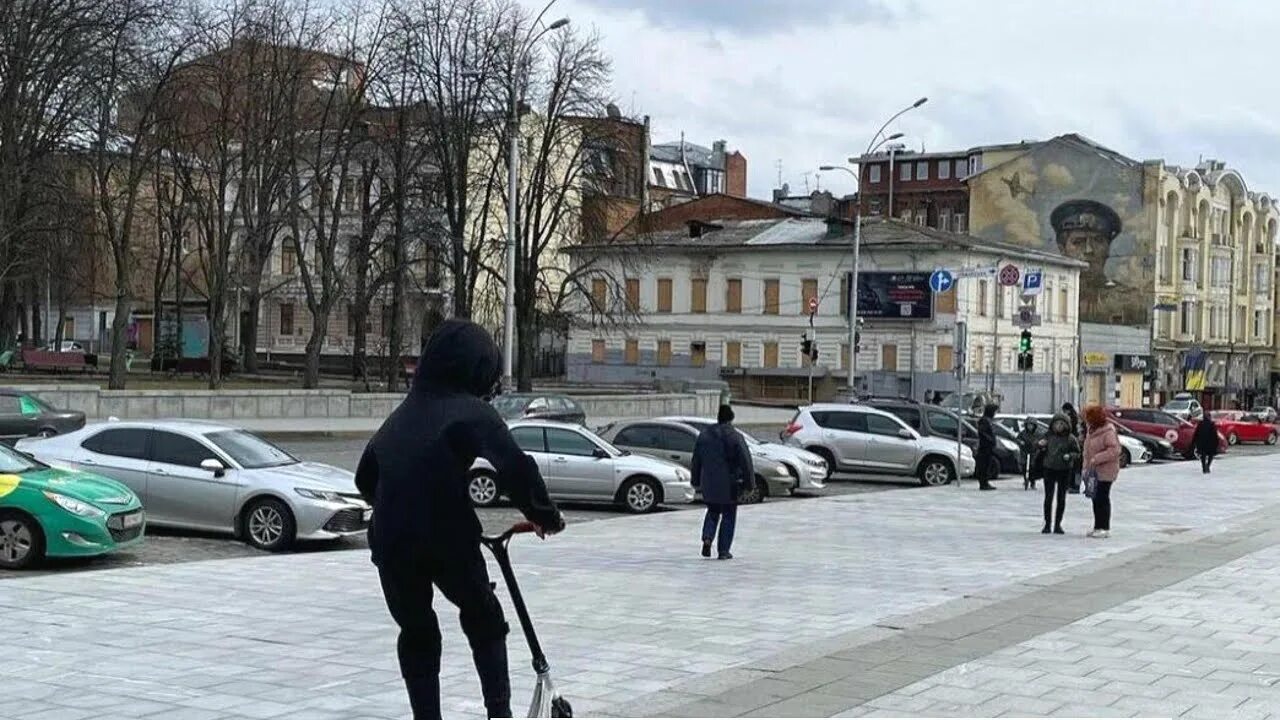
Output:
[803,173,810,193]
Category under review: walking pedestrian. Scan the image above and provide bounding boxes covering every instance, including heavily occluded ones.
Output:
[1193,412,1220,474]
[976,403,999,491]
[1082,404,1122,539]
[691,404,752,560]
[1062,402,1082,438]
[1037,413,1080,534]
[356,319,565,720]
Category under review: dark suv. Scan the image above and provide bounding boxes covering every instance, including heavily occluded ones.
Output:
[860,397,1022,476]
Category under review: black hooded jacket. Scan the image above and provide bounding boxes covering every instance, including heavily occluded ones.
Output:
[355,319,561,565]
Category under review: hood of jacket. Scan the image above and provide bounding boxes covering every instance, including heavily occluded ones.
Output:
[412,319,501,397]
[1049,412,1072,435]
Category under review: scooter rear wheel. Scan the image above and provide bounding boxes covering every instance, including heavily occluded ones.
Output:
[551,696,573,717]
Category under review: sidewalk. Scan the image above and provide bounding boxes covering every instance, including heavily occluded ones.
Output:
[4,453,1280,718]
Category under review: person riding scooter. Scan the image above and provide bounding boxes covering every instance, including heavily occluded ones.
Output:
[356,319,565,719]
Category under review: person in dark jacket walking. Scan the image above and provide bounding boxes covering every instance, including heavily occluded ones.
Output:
[1037,413,1080,534]
[976,404,999,491]
[1193,413,1220,474]
[355,319,564,720]
[691,404,752,560]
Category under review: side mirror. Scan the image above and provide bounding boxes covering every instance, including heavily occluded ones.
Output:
[898,428,914,440]
[200,458,226,477]
[592,447,609,459]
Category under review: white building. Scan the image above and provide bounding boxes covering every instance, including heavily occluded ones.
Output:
[565,216,1085,409]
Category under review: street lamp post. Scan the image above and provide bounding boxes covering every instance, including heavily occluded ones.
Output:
[498,8,569,391]
[820,97,927,395]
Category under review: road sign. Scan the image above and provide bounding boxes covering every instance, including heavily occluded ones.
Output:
[1014,308,1041,328]
[1021,268,1043,296]
[807,296,819,314]
[998,264,1021,287]
[929,269,955,293]
[956,266,996,279]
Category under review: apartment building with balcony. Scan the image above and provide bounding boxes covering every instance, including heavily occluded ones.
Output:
[563,216,1083,406]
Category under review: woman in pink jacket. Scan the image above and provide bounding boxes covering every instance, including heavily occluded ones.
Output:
[1082,405,1122,538]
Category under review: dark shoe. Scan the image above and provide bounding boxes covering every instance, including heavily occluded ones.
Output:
[1041,525,1051,534]
[979,484,996,491]
[718,552,734,560]
[701,541,711,558]
[1053,526,1064,535]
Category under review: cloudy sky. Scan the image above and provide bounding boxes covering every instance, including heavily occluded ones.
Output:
[531,0,1280,200]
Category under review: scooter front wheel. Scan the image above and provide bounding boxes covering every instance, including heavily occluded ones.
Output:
[551,696,573,718]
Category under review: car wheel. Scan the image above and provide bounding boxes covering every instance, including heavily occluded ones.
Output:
[1119,448,1130,469]
[0,510,44,570]
[1228,432,1239,446]
[1268,432,1277,446]
[781,464,800,495]
[918,457,954,487]
[241,498,296,552]
[468,471,501,507]
[808,447,836,478]
[738,476,766,504]
[618,477,661,514]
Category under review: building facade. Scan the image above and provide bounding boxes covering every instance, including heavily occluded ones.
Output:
[564,217,1083,409]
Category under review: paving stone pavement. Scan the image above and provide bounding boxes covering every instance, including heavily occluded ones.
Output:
[3,453,1280,719]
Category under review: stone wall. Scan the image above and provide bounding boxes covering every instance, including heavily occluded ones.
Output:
[12,385,719,422]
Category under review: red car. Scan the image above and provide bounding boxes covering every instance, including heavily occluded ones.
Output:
[1211,410,1279,446]
[1105,407,1226,459]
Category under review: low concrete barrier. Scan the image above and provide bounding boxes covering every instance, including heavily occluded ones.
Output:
[11,385,719,423]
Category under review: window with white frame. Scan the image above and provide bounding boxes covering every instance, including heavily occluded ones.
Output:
[967,155,982,176]
[869,165,882,184]
[938,208,951,232]
[1255,263,1270,293]
[1255,310,1267,340]
[938,161,951,180]
[1211,257,1231,286]
[1181,248,1197,282]
[953,212,967,233]
[915,162,929,181]
[1180,301,1195,335]
[900,162,911,181]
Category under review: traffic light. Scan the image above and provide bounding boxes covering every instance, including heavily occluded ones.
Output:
[1019,329,1032,354]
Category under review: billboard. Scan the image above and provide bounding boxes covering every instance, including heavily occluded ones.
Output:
[852,272,934,320]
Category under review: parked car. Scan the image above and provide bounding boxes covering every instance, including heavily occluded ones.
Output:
[863,398,1022,476]
[656,415,829,491]
[780,404,975,486]
[1105,407,1225,459]
[45,341,84,353]
[596,418,795,503]
[1249,406,1277,423]
[1162,393,1203,420]
[0,389,86,441]
[1210,410,1279,446]
[467,420,693,513]
[16,421,370,552]
[491,394,586,425]
[1024,412,1170,464]
[0,441,144,569]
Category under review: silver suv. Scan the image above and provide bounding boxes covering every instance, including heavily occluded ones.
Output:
[781,404,975,485]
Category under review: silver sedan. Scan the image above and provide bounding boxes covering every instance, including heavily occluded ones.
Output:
[16,420,370,552]
[658,416,828,492]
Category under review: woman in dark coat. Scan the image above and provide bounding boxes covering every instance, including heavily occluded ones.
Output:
[690,404,753,559]
[976,403,999,491]
[1193,413,1219,474]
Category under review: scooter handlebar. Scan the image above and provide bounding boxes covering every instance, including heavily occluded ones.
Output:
[481,521,540,546]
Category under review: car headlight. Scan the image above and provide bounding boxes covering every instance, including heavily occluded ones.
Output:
[43,491,105,519]
[674,468,690,482]
[960,445,974,458]
[295,487,343,503]
[1158,440,1173,450]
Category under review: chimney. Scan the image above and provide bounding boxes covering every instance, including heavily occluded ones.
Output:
[712,140,727,167]
[772,182,790,203]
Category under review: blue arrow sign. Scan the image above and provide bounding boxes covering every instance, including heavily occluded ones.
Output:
[929,269,954,293]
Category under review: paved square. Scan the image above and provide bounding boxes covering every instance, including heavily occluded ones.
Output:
[3,453,1280,718]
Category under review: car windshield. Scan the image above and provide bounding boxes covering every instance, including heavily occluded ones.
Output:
[205,430,297,469]
[1165,400,1191,411]
[0,443,44,473]
[490,395,529,417]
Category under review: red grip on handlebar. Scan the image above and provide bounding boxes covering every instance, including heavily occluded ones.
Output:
[509,520,539,535]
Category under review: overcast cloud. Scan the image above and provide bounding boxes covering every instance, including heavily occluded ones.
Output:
[531,0,1280,200]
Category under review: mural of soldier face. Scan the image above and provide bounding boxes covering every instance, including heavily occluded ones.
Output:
[1051,201,1123,317]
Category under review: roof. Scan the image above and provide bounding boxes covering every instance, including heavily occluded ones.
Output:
[862,140,1043,163]
[966,133,1139,181]
[97,419,239,433]
[651,141,717,168]
[574,215,1088,268]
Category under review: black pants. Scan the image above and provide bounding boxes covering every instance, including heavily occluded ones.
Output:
[377,547,512,719]
[1042,469,1069,529]
[702,503,738,556]
[1200,454,1214,474]
[1091,480,1113,531]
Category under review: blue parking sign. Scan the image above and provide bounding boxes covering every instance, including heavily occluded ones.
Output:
[1022,269,1043,296]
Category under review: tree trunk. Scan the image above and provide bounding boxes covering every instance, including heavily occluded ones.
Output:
[451,228,468,318]
[351,306,368,386]
[0,282,19,350]
[302,307,328,389]
[108,291,130,389]
[208,297,225,389]
[242,291,262,373]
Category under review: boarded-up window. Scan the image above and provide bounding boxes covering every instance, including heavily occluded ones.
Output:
[625,278,639,311]
[282,245,297,275]
[591,339,605,363]
[279,304,294,336]
[935,345,954,372]
[841,343,850,370]
[690,342,706,368]
[801,278,818,314]
[839,276,849,316]
[881,344,898,371]
[591,279,607,309]
[936,287,957,314]
[657,278,673,313]
[726,278,743,313]
[725,341,741,367]
[690,278,707,313]
[764,279,780,315]
[657,340,671,366]
[1060,287,1070,323]
[624,339,638,365]
[763,341,779,368]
